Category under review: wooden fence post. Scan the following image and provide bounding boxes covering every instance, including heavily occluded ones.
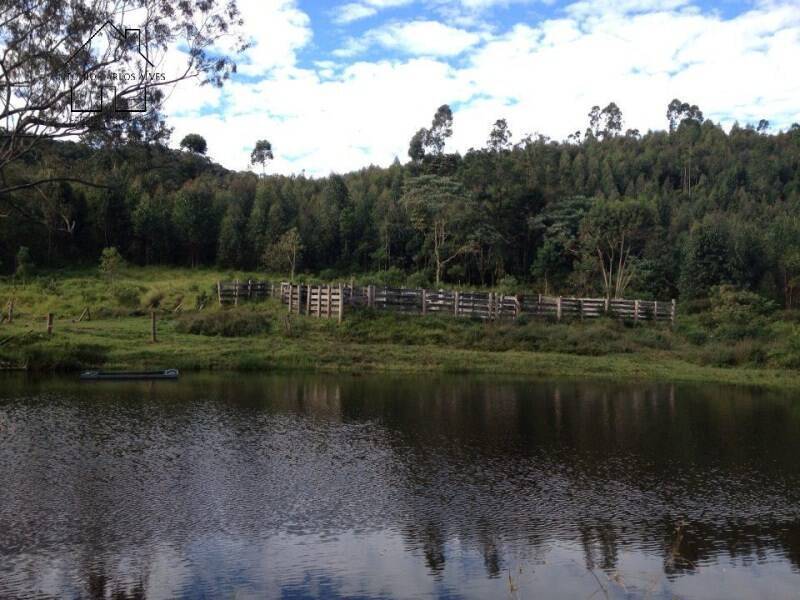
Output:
[324,285,330,318]
[538,293,542,316]
[368,285,375,309]
[634,299,640,323]
[46,313,53,335]
[654,300,659,321]
[233,279,239,306]
[217,281,222,306]
[579,298,584,321]
[604,296,609,315]
[454,290,460,317]
[557,296,562,321]
[150,311,157,343]
[421,289,427,315]
[671,299,676,325]
[306,285,311,316]
[488,292,494,321]
[338,284,344,323]
[288,284,293,313]
[514,295,521,319]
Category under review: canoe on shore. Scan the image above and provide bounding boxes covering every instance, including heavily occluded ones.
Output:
[80,369,180,381]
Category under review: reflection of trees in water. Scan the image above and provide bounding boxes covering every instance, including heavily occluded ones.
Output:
[335,377,800,579]
[4,374,800,593]
[86,566,145,600]
[579,521,619,571]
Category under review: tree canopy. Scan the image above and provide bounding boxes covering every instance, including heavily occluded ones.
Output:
[2,98,800,309]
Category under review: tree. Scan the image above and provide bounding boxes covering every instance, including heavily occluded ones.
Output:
[250,140,274,176]
[0,0,244,202]
[667,99,704,132]
[180,134,208,156]
[263,227,303,279]
[768,214,800,308]
[487,119,512,152]
[425,105,453,155]
[217,202,247,268]
[99,246,125,282]
[679,217,733,299]
[172,181,216,267]
[579,198,655,299]
[587,103,623,139]
[14,246,33,283]
[408,128,427,162]
[402,175,477,285]
[530,197,591,293]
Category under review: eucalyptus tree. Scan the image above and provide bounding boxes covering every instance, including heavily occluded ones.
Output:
[579,198,655,299]
[0,0,245,202]
[401,174,478,285]
[180,134,208,156]
[250,139,274,176]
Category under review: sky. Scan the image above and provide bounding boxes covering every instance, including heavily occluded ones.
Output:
[161,0,800,177]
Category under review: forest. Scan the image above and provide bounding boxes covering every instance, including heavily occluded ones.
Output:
[2,100,800,307]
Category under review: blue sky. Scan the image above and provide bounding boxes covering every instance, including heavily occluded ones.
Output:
[163,0,800,176]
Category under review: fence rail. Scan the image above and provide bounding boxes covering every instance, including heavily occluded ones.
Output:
[217,280,676,324]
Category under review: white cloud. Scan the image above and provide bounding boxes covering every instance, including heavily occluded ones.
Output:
[165,0,800,177]
[234,0,312,75]
[336,20,487,57]
[334,3,379,24]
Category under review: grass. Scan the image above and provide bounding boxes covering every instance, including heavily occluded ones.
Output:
[2,267,800,388]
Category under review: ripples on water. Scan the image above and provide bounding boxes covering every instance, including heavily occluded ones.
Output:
[1,374,799,599]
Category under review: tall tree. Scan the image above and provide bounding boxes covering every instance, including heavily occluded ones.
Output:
[250,140,274,176]
[579,198,655,298]
[487,119,512,152]
[180,134,208,156]
[402,175,477,285]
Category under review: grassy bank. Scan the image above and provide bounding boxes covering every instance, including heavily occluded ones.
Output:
[2,268,800,388]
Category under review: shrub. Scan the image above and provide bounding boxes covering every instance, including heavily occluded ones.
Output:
[112,284,142,308]
[709,286,775,341]
[175,308,272,337]
[406,270,432,289]
[496,275,519,294]
[22,342,108,371]
[144,289,165,309]
[99,247,125,281]
[372,267,406,287]
[318,268,338,282]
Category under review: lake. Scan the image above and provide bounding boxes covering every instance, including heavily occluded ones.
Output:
[1,374,799,599]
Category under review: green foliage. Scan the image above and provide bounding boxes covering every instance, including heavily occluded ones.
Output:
[15,246,33,282]
[180,134,208,155]
[112,284,143,309]
[4,101,800,317]
[99,247,125,281]
[708,285,776,341]
[175,308,273,337]
[679,217,733,299]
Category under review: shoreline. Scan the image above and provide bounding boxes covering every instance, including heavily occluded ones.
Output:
[2,320,799,389]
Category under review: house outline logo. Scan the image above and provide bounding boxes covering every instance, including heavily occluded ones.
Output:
[65,19,155,114]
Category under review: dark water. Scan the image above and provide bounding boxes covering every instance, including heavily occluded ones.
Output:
[1,374,800,599]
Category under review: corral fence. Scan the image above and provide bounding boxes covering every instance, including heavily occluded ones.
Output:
[216,280,676,324]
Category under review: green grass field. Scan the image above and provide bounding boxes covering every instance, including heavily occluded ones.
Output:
[2,267,800,388]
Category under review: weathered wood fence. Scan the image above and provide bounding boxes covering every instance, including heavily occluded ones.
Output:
[217,280,676,324]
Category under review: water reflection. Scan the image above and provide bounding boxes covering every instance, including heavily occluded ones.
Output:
[1,374,799,598]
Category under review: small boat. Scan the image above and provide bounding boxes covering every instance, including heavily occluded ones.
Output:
[80,369,180,381]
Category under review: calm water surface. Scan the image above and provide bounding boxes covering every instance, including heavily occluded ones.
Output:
[1,374,800,599]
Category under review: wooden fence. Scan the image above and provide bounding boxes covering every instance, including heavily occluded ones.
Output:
[217,280,675,324]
